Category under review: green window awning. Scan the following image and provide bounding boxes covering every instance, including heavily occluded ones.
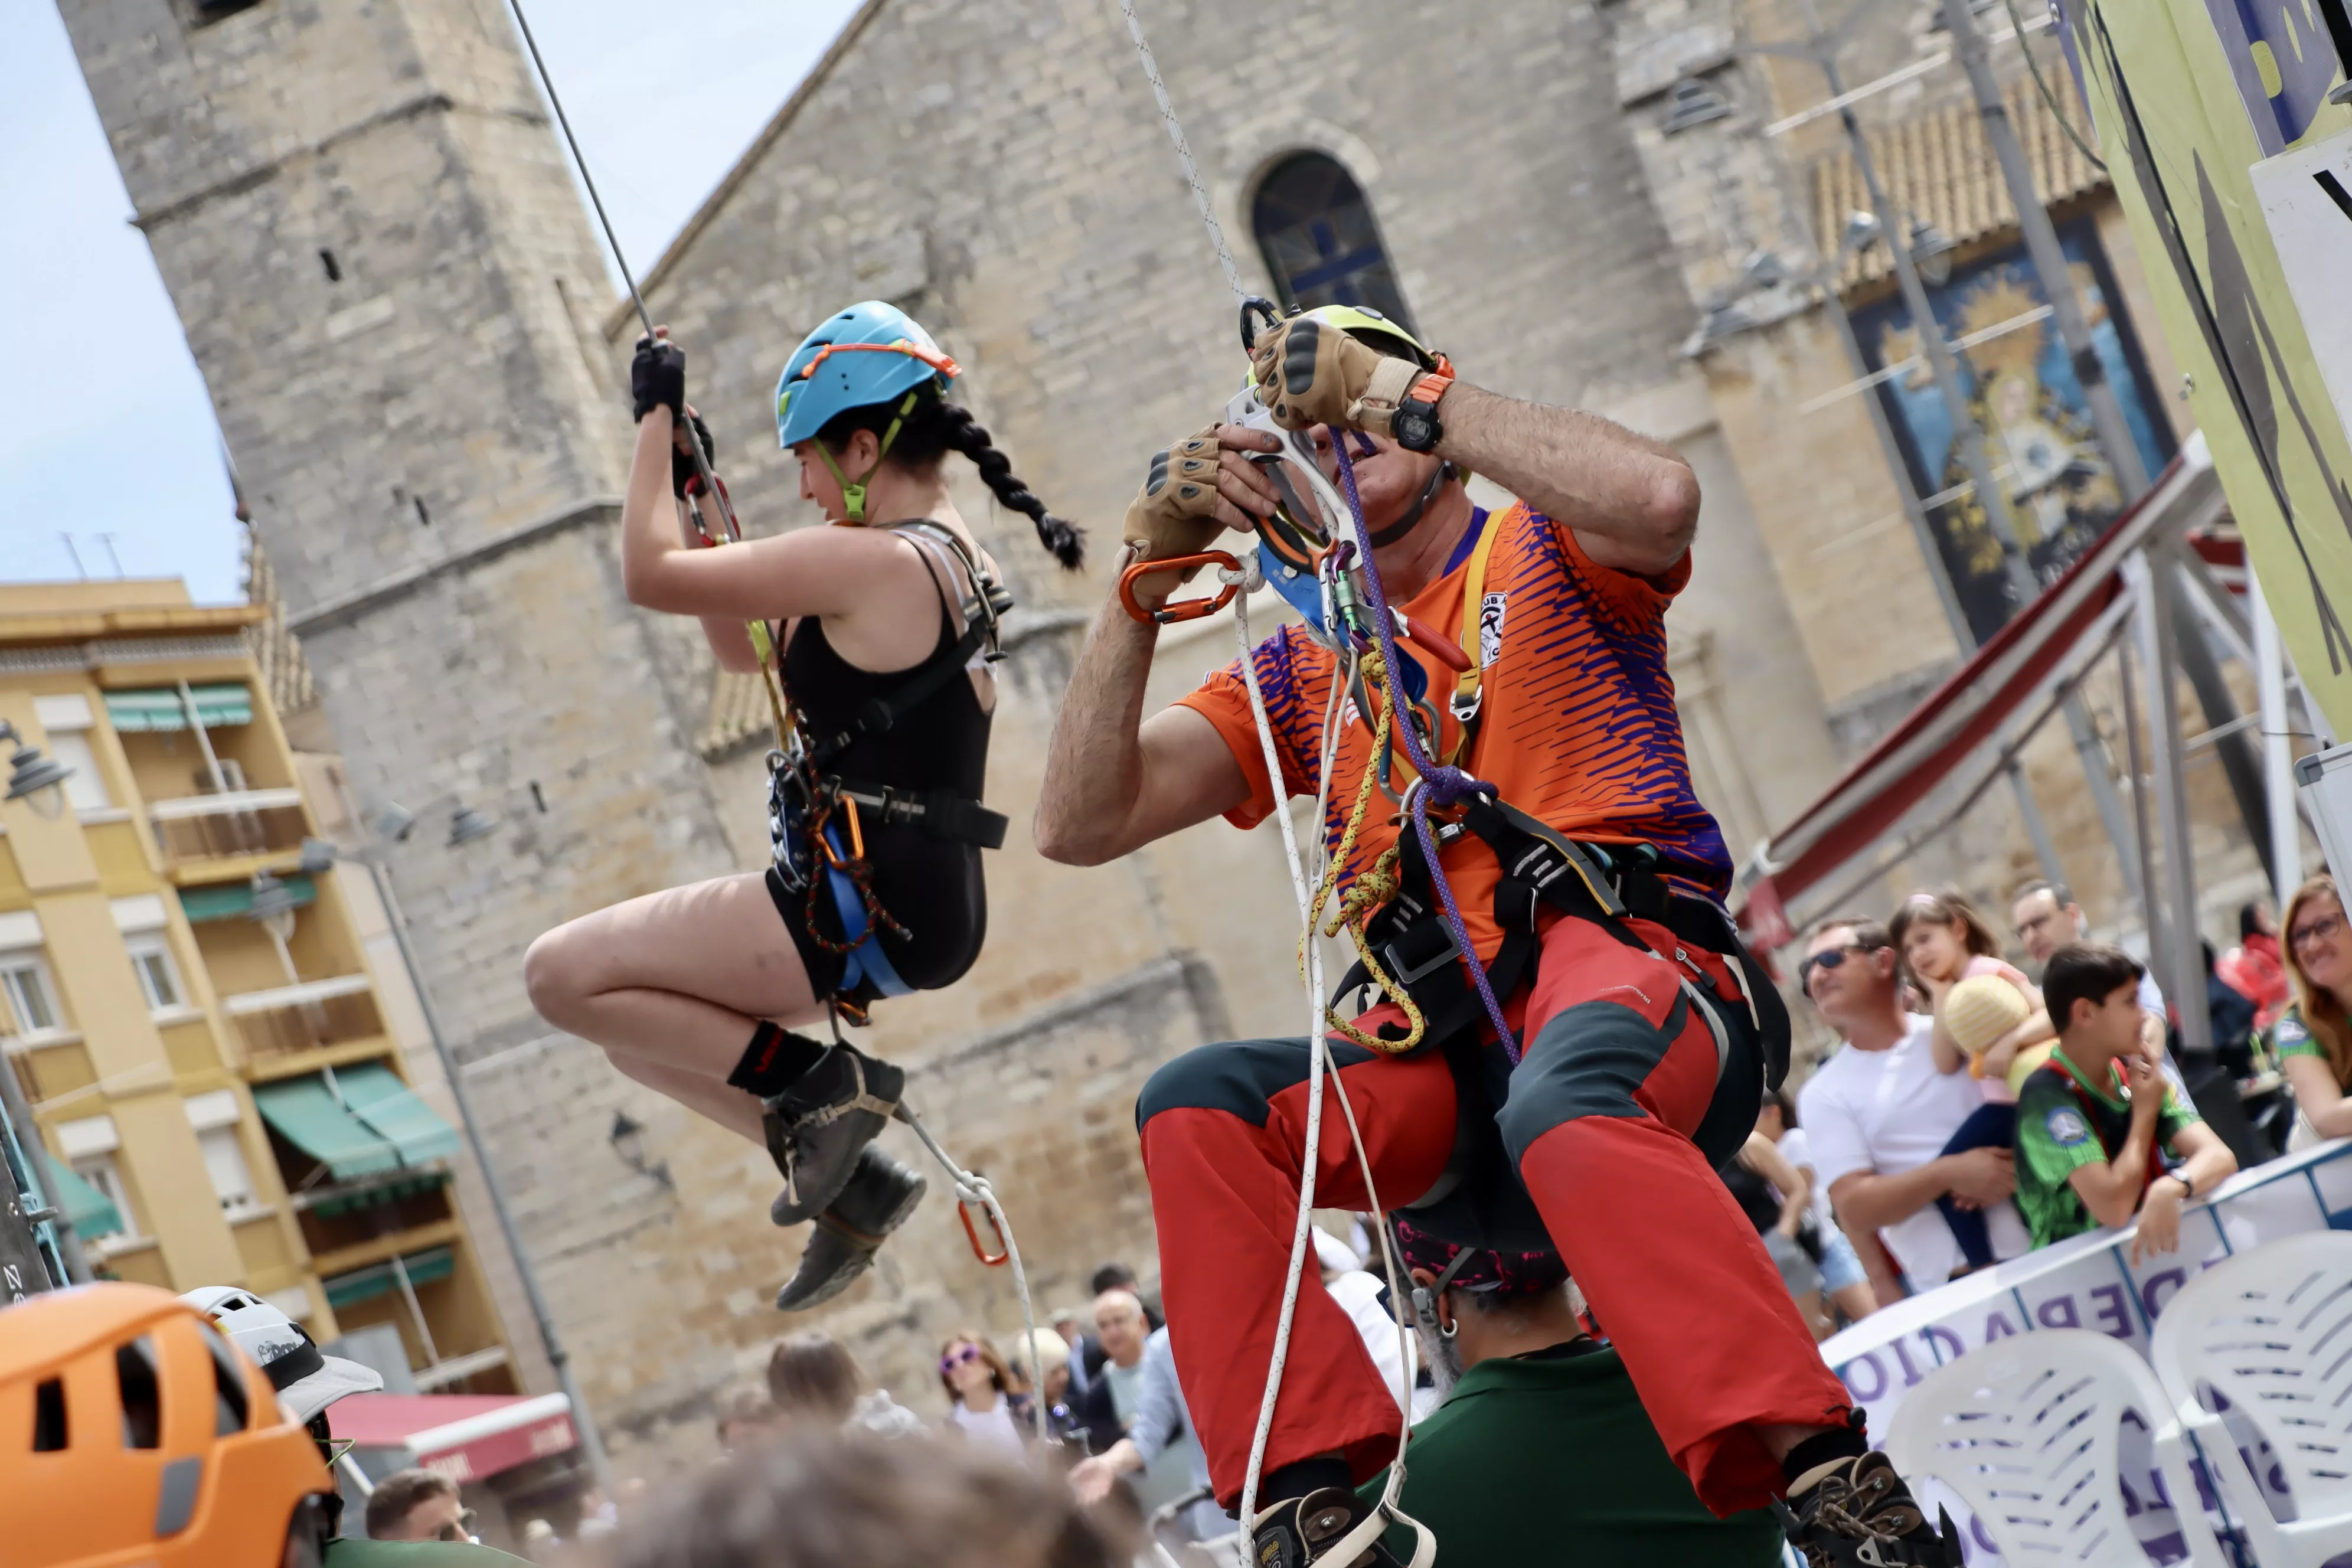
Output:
[322,1245,456,1310]
[251,1062,458,1182]
[179,874,315,925]
[103,684,254,732]
[333,1063,461,1168]
[40,1154,122,1239]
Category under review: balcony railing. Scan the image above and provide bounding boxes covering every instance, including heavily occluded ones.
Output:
[149,788,309,864]
[222,975,384,1061]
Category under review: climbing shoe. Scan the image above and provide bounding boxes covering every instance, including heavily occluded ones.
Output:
[766,1042,904,1226]
[1248,1488,1402,1568]
[1780,1452,1964,1568]
[773,1144,925,1312]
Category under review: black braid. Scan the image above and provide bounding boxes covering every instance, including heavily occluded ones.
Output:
[931,403,1084,570]
[816,390,1084,570]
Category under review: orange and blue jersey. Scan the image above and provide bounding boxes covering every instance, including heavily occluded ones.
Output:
[1177,502,1729,966]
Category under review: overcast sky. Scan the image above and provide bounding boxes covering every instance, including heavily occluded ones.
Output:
[0,1,862,603]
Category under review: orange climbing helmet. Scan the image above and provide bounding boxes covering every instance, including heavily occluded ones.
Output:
[0,1282,336,1567]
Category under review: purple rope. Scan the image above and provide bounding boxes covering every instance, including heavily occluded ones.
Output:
[1331,440,1522,1062]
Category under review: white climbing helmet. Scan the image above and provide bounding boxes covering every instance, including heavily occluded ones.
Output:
[181,1285,383,1425]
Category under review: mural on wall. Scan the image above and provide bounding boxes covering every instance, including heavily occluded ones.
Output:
[1850,220,2177,645]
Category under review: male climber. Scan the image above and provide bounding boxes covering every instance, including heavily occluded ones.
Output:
[1035,306,1956,1568]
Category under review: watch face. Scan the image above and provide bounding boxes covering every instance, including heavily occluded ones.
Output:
[1397,411,1435,450]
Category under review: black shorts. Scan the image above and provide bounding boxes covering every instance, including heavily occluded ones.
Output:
[765,835,986,1007]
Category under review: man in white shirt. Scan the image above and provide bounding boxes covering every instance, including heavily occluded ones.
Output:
[1795,917,2028,1291]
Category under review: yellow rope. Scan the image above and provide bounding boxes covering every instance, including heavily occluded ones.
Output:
[1302,648,1426,1056]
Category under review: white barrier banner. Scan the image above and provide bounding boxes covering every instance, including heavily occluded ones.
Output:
[1818,1139,2352,1564]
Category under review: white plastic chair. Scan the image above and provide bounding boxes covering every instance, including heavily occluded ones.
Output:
[1887,1328,2230,1567]
[2150,1230,2352,1568]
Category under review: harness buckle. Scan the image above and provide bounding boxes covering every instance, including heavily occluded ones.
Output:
[1384,923,1462,987]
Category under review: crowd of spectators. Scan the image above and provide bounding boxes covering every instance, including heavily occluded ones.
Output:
[458,877,2352,1567]
[1775,876,2349,1306]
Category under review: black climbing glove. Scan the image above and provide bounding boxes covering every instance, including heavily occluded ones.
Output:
[632,334,686,422]
[672,411,716,498]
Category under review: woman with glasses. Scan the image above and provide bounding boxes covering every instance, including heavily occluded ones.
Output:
[938,1332,1034,1452]
[2276,876,2352,1149]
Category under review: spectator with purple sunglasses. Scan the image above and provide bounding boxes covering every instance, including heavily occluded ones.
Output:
[937,1331,1034,1452]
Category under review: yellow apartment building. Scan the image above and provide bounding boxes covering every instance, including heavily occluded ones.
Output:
[0,578,516,1395]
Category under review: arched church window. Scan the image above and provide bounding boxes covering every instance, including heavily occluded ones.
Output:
[1250,153,1416,332]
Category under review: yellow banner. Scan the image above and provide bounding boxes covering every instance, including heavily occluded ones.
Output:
[2069,0,2352,731]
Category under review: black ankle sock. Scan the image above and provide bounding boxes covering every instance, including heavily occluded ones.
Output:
[726,1023,827,1097]
[1783,1426,1870,1485]
[1259,1458,1353,1509]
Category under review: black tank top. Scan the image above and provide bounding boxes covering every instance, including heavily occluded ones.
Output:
[777,524,991,991]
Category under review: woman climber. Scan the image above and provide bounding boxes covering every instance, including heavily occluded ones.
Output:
[525,300,1082,1310]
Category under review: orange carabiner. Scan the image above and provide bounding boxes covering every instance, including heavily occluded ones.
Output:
[1118,551,1243,625]
[818,795,865,870]
[959,1194,1011,1266]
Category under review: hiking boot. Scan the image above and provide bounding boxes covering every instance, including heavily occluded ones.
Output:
[766,1042,904,1226]
[1249,1488,1402,1568]
[1780,1451,1964,1568]
[773,1144,925,1312]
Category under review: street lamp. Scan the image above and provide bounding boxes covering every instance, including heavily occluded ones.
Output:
[0,721,74,819]
[296,805,615,1498]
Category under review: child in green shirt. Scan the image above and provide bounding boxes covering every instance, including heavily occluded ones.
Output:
[2013,943,2236,1258]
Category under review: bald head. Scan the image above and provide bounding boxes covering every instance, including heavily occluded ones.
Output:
[1093,1288,1146,1368]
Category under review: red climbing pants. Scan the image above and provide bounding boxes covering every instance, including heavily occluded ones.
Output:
[1136,910,1854,1516]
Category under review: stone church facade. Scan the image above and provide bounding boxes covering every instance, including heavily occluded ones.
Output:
[58,0,2209,1473]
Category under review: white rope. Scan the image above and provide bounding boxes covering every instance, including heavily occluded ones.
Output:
[1117,0,1246,306]
[1221,573,1432,1566]
[900,1106,1047,1445]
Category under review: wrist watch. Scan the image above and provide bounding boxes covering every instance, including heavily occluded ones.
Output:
[2160,1172,2193,1200]
[1393,358,1455,453]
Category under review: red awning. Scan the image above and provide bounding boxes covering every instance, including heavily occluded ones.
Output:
[329,1391,577,1485]
[1739,439,2223,946]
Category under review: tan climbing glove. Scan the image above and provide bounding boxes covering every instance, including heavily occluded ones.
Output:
[1248,314,1422,437]
[1121,426,1227,605]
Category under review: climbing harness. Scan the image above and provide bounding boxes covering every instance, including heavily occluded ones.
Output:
[505,0,1044,1438]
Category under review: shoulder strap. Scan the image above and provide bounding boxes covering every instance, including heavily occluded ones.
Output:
[1445,510,1505,767]
[891,520,1015,659]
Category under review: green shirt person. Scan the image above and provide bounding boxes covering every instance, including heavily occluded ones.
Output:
[1361,1341,1783,1566]
[1347,1223,1782,1568]
[2013,943,2236,1257]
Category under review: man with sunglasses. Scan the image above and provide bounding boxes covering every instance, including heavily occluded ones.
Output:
[1794,919,2028,1292]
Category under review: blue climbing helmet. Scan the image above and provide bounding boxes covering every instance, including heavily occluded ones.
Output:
[775,300,961,449]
